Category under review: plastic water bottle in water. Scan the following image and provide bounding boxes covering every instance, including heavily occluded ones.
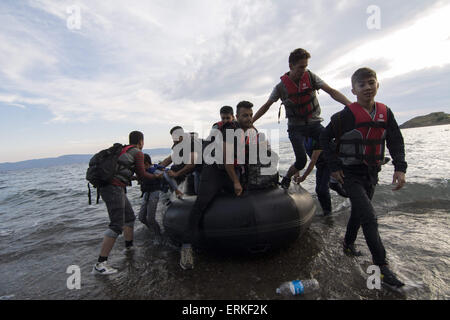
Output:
[276,279,319,296]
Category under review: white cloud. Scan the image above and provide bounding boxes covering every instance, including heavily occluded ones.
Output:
[1,0,449,162]
[318,2,450,88]
[2,0,286,128]
[0,94,49,108]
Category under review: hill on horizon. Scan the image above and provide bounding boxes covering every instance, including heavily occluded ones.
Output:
[400,112,450,129]
[0,148,171,172]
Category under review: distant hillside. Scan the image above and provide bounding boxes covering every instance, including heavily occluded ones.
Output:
[400,112,450,129]
[0,148,171,172]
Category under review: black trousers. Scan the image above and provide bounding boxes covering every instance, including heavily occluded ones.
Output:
[343,171,387,266]
[186,165,234,244]
[315,163,331,214]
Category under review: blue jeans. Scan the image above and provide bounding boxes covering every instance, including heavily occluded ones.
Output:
[287,122,324,171]
[138,191,162,237]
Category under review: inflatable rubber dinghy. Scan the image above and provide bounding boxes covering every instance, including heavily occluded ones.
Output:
[163,182,316,254]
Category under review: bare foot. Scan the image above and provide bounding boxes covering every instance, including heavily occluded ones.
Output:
[175,190,184,199]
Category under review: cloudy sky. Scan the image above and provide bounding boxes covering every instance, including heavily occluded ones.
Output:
[1,0,449,162]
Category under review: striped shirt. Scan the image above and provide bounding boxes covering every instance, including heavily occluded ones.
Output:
[111,147,156,187]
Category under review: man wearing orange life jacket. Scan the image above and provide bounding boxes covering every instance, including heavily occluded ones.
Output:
[320,67,407,289]
[252,48,352,189]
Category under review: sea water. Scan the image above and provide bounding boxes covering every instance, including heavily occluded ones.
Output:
[0,125,449,299]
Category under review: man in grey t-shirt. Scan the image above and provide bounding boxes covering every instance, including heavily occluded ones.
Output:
[252,48,351,189]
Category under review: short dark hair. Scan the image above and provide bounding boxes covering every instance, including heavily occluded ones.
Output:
[236,101,253,115]
[143,153,152,165]
[220,105,234,115]
[129,131,144,145]
[351,67,377,87]
[170,126,183,135]
[289,48,311,66]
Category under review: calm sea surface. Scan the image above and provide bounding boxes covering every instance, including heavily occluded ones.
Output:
[0,125,449,300]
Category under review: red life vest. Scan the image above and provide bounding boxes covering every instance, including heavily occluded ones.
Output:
[120,145,136,156]
[235,128,259,167]
[215,121,224,130]
[280,71,319,120]
[338,102,388,166]
[112,145,138,186]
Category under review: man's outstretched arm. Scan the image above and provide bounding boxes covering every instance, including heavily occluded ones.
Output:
[320,83,352,107]
[159,155,172,167]
[252,100,274,124]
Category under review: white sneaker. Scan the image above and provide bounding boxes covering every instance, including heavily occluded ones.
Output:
[92,261,118,275]
[179,244,194,270]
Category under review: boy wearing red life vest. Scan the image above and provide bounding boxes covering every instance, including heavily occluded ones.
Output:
[252,48,352,189]
[207,106,237,140]
[216,105,235,126]
[320,67,407,289]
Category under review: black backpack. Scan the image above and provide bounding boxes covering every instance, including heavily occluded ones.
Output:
[86,143,131,204]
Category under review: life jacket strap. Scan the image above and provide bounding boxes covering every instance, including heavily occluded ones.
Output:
[355,121,387,129]
[338,138,385,146]
[338,152,384,161]
[287,89,314,98]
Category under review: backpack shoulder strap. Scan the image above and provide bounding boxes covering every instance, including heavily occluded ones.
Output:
[88,183,92,205]
[330,112,343,153]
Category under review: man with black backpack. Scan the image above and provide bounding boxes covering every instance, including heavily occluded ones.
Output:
[90,131,161,275]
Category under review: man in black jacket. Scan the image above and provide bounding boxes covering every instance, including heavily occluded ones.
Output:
[320,67,407,289]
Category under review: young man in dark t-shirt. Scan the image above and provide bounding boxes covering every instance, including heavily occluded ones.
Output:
[252,48,351,190]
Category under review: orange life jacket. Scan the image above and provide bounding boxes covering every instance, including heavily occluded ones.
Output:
[280,71,320,120]
[338,102,388,166]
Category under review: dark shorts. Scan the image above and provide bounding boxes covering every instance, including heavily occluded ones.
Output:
[99,184,136,238]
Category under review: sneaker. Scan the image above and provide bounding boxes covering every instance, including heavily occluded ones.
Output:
[280,176,291,190]
[380,265,405,288]
[179,244,194,270]
[92,261,118,275]
[343,241,363,257]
